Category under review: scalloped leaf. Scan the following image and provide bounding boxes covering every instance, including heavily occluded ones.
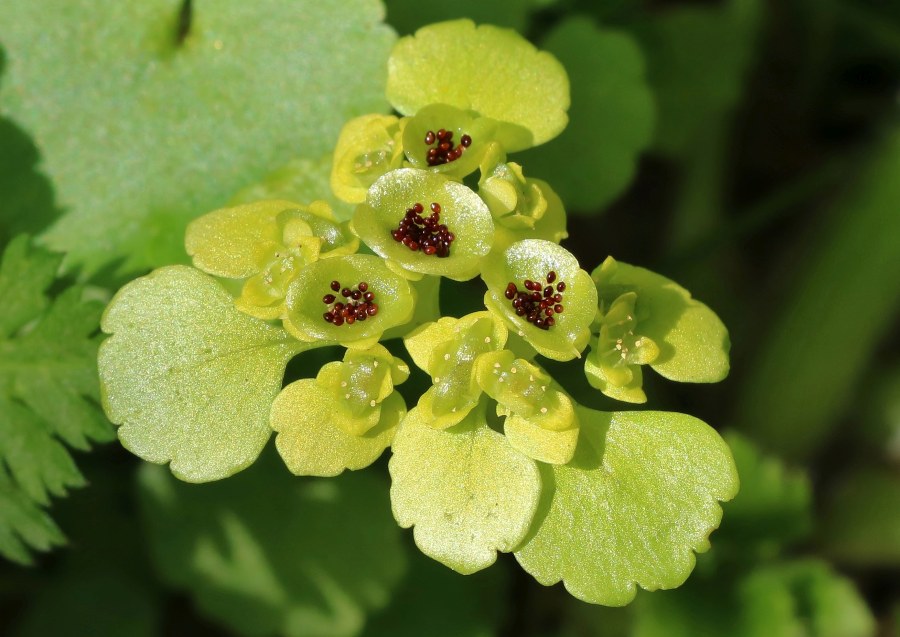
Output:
[519,17,655,212]
[515,408,738,606]
[387,20,569,152]
[99,266,303,482]
[0,0,394,275]
[389,402,541,574]
[272,380,403,477]
[138,456,407,637]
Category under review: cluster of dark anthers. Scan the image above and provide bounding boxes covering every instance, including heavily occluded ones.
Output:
[322,280,378,326]
[425,129,471,166]
[505,271,566,330]
[391,202,454,257]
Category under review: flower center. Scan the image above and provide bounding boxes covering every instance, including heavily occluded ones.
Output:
[391,202,455,257]
[322,280,378,326]
[504,271,565,330]
[424,128,471,166]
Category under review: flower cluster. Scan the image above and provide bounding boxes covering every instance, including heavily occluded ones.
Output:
[98,19,736,606]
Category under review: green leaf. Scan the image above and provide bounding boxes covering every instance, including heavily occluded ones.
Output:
[389,401,542,574]
[139,455,407,637]
[271,380,403,477]
[0,467,64,565]
[592,256,729,383]
[0,0,394,275]
[820,469,900,568]
[99,266,303,482]
[515,408,738,606]
[717,431,811,554]
[518,17,655,212]
[0,236,110,564]
[386,19,569,152]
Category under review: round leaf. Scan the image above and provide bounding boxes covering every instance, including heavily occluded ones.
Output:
[389,403,542,574]
[99,266,303,482]
[515,408,738,605]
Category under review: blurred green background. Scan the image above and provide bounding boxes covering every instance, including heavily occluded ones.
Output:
[0,0,898,635]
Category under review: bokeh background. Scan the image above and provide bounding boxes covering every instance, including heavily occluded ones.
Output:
[0,0,898,635]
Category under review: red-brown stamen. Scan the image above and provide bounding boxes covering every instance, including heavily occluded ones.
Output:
[506,271,564,330]
[322,280,377,326]
[391,202,454,258]
[424,129,472,166]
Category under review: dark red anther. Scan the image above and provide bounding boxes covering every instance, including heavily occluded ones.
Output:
[556,282,566,292]
[460,134,472,147]
[504,272,566,330]
[430,202,441,214]
[323,294,336,304]
[547,271,557,283]
[358,282,368,292]
[425,127,471,166]
[425,130,436,145]
[330,280,341,292]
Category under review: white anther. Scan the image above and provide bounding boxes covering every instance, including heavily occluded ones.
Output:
[345,393,351,399]
[540,407,548,414]
[340,381,347,387]
[511,367,517,373]
[484,337,491,343]
[444,353,450,361]
[369,400,377,407]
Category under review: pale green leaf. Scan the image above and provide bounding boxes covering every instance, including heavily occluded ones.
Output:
[515,408,738,606]
[389,402,542,574]
[0,0,394,274]
[0,236,110,564]
[99,266,303,482]
[139,455,407,637]
[387,20,569,152]
[272,380,403,477]
[519,17,655,212]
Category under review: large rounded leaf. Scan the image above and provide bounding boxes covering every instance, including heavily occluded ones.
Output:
[99,266,303,482]
[515,408,738,605]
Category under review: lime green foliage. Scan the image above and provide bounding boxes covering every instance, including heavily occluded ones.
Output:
[387,20,569,152]
[332,115,406,205]
[404,312,507,429]
[0,236,111,564]
[0,0,394,275]
[737,129,900,458]
[591,256,729,392]
[633,560,874,637]
[519,18,655,212]
[478,144,569,248]
[821,469,900,568]
[718,432,811,556]
[483,240,597,361]
[187,199,357,320]
[272,345,409,477]
[637,0,762,157]
[389,401,541,574]
[139,458,406,637]
[99,266,303,483]
[284,254,415,348]
[475,350,579,464]
[515,408,738,606]
[353,169,494,280]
